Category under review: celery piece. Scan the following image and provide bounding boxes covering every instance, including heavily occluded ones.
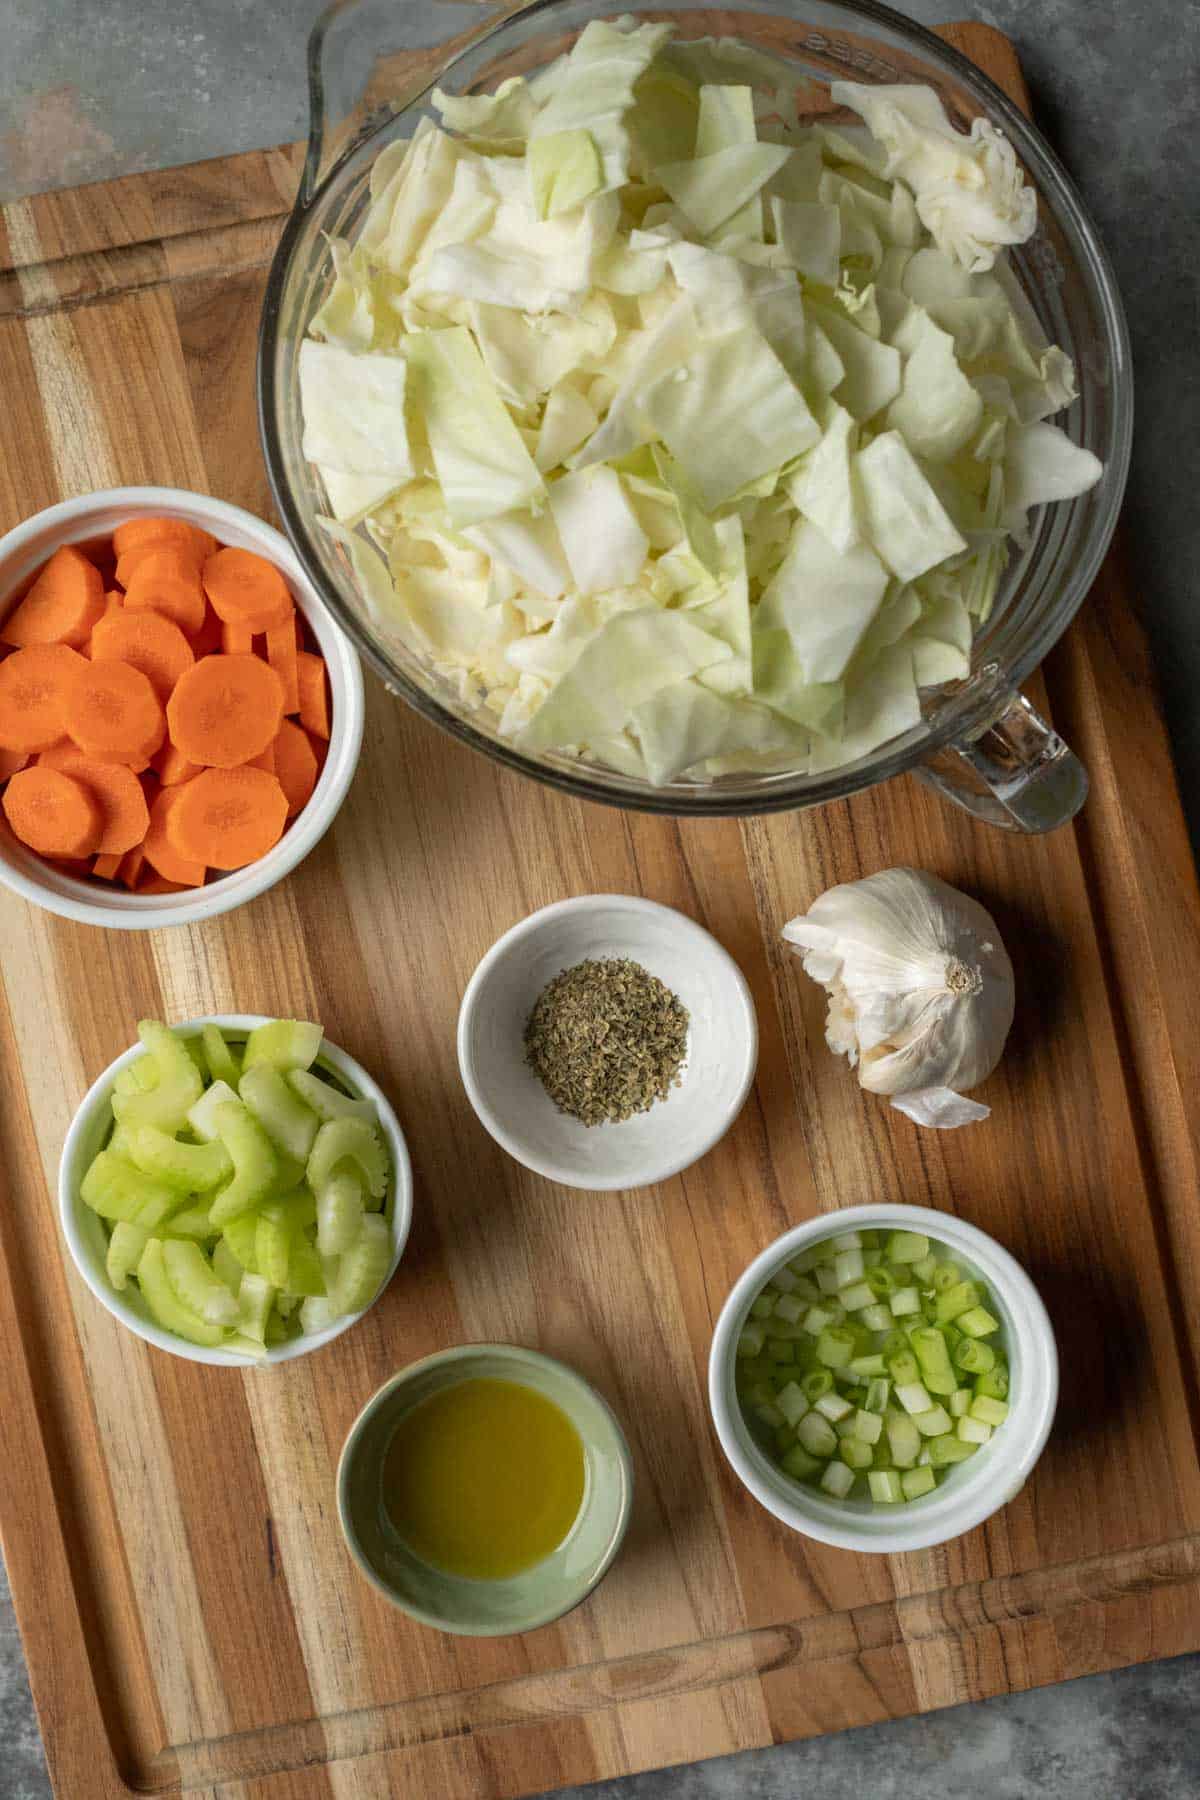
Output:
[777,1381,808,1427]
[970,1394,1010,1426]
[957,1306,1000,1339]
[183,1035,207,1078]
[750,1293,776,1320]
[831,1231,862,1251]
[224,1332,268,1360]
[780,1443,822,1483]
[162,1240,239,1326]
[768,1266,799,1294]
[288,1236,327,1298]
[910,1253,938,1284]
[890,1286,920,1317]
[114,1058,157,1096]
[815,1326,855,1369]
[864,1378,890,1414]
[106,1123,135,1161]
[935,1280,983,1325]
[106,1221,150,1291]
[212,1237,246,1294]
[239,1064,320,1162]
[81,1151,179,1226]
[754,1401,785,1429]
[932,1261,962,1294]
[164,1203,217,1242]
[865,1265,896,1298]
[773,1291,805,1325]
[920,1294,940,1324]
[957,1414,992,1444]
[924,1369,958,1397]
[868,1469,903,1503]
[136,1238,226,1348]
[954,1337,996,1374]
[814,1391,852,1423]
[913,1405,953,1437]
[851,1408,884,1445]
[885,1410,921,1467]
[848,1353,886,1378]
[815,1264,841,1295]
[316,1172,365,1259]
[820,1458,856,1497]
[255,1213,293,1290]
[765,1318,807,1342]
[886,1231,929,1264]
[895,1381,932,1416]
[796,1411,837,1458]
[738,1323,765,1358]
[774,1424,798,1457]
[201,1024,242,1089]
[334,1213,391,1313]
[802,1369,834,1403]
[130,1125,233,1195]
[299,1293,342,1335]
[208,1101,280,1225]
[878,1328,909,1359]
[888,1350,921,1386]
[767,1339,796,1364]
[859,1302,892,1332]
[833,1248,864,1287]
[288,1067,377,1125]
[186,1079,242,1142]
[949,1387,972,1417]
[111,1023,204,1133]
[307,1117,389,1200]
[839,1280,875,1312]
[840,1438,873,1471]
[901,1466,937,1500]
[242,1019,323,1074]
[221,1213,260,1273]
[928,1433,977,1466]
[974,1366,1009,1401]
[274,1290,300,1319]
[803,1304,835,1335]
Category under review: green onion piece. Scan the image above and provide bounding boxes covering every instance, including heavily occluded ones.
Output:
[777,1382,809,1427]
[923,1369,959,1397]
[970,1394,1010,1426]
[879,1328,909,1358]
[753,1402,785,1428]
[815,1326,856,1369]
[774,1424,797,1456]
[888,1351,921,1385]
[803,1304,835,1335]
[932,1261,962,1293]
[957,1306,1001,1339]
[954,1337,996,1373]
[869,1469,904,1503]
[848,1353,886,1378]
[910,1325,952,1376]
[780,1443,822,1482]
[834,1248,865,1287]
[866,1265,896,1298]
[797,1412,837,1457]
[957,1414,992,1444]
[851,1409,884,1445]
[831,1231,862,1251]
[859,1302,893,1331]
[935,1280,983,1324]
[766,1339,795,1362]
[949,1387,972,1417]
[820,1459,856,1497]
[814,1391,853,1423]
[839,1281,875,1312]
[901,1466,937,1499]
[840,1438,874,1471]
[886,1410,921,1467]
[737,1324,765,1358]
[919,1293,940,1323]
[802,1369,834,1402]
[769,1266,799,1294]
[887,1231,930,1263]
[910,1254,938,1284]
[913,1405,953,1437]
[864,1377,891,1414]
[895,1381,933,1415]
[816,1264,841,1294]
[890,1286,921,1317]
[751,1293,776,1320]
[974,1366,1009,1401]
[773,1291,806,1324]
[859,1231,880,1248]
[927,1433,977,1466]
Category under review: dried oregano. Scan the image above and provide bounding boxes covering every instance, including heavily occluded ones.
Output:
[524,957,689,1127]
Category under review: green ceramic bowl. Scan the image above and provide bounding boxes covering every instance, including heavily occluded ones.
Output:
[337,1344,634,1635]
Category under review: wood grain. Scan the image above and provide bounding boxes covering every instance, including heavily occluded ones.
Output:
[1,21,1198,1800]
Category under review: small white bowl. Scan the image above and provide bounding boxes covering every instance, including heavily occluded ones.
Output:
[457,895,757,1191]
[0,487,364,929]
[59,1014,413,1366]
[709,1203,1058,1554]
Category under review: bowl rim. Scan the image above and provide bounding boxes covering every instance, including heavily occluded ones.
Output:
[335,1341,635,1635]
[708,1202,1059,1552]
[58,1013,413,1366]
[0,487,365,929]
[456,893,759,1191]
[258,0,1133,820]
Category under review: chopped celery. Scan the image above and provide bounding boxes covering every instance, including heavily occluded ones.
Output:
[864,1378,890,1414]
[316,1171,365,1258]
[81,1151,172,1224]
[859,1303,893,1331]
[885,1410,921,1467]
[773,1291,805,1324]
[851,1409,883,1445]
[129,1125,232,1194]
[288,1067,377,1124]
[106,1221,150,1291]
[334,1213,391,1312]
[910,1254,938,1284]
[888,1350,921,1386]
[895,1381,933,1415]
[208,1101,280,1224]
[815,1326,855,1369]
[287,1236,326,1298]
[221,1213,260,1273]
[768,1266,799,1294]
[163,1203,218,1241]
[815,1264,841,1294]
[306,1117,389,1200]
[901,1466,937,1500]
[255,1213,293,1290]
[839,1280,875,1312]
[802,1304,836,1334]
[201,1024,242,1089]
[136,1238,226,1348]
[242,1019,323,1074]
[910,1325,952,1377]
[957,1306,1001,1339]
[738,1324,765,1358]
[750,1293,776,1320]
[298,1293,341,1335]
[754,1402,785,1429]
[239,1064,320,1162]
[847,1353,886,1378]
[111,1023,204,1133]
[879,1328,909,1358]
[949,1387,972,1417]
[162,1240,239,1327]
[186,1079,242,1141]
[923,1368,958,1397]
[833,1248,864,1286]
[830,1232,862,1251]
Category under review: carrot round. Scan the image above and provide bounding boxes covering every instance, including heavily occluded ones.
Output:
[166,765,288,869]
[142,786,206,886]
[273,718,318,817]
[111,517,217,563]
[0,747,30,779]
[138,873,190,894]
[201,547,293,631]
[296,651,330,739]
[188,604,224,659]
[90,608,194,702]
[3,765,103,857]
[92,851,123,880]
[33,751,149,854]
[65,659,165,762]
[0,644,88,751]
[166,653,284,768]
[2,545,105,649]
[154,741,204,786]
[266,621,301,714]
[118,845,146,889]
[123,549,206,637]
[220,622,254,656]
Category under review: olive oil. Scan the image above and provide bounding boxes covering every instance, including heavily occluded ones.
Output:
[382,1377,586,1579]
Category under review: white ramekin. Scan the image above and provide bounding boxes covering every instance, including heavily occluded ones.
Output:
[0,487,364,928]
[709,1203,1058,1553]
[59,1014,413,1366]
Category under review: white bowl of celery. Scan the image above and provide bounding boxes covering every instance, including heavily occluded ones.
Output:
[60,1016,412,1365]
[708,1204,1057,1552]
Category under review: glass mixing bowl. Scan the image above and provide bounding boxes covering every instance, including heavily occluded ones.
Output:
[258,0,1131,830]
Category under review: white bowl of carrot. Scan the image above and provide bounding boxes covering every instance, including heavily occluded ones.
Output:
[0,487,364,929]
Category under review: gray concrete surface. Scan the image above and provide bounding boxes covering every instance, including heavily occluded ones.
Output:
[1,3,1198,1797]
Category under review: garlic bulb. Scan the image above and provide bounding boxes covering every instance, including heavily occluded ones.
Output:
[782,867,1014,1130]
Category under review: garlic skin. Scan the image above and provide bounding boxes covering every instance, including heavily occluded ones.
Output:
[782,867,1014,1128]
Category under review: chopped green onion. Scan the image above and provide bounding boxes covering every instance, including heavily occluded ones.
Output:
[888,1351,921,1386]
[970,1394,1010,1426]
[901,1467,937,1500]
[869,1470,904,1503]
[913,1405,953,1437]
[820,1459,856,1497]
[957,1414,992,1444]
[797,1412,837,1457]
[928,1433,977,1466]
[816,1264,841,1294]
[957,1306,1001,1339]
[840,1438,874,1471]
[814,1391,853,1423]
[848,1353,886,1378]
[753,1402,785,1428]
[777,1382,809,1427]
[954,1337,996,1373]
[879,1328,909,1358]
[834,1248,865,1286]
[751,1293,776,1320]
[859,1303,893,1331]
[839,1281,875,1312]
[932,1262,962,1293]
[974,1366,1010,1401]
[935,1280,983,1324]
[885,1410,921,1467]
[865,1265,897,1298]
[887,1231,930,1263]
[910,1254,938,1284]
[949,1387,972,1417]
[910,1325,952,1376]
[831,1232,863,1251]
[769,1266,799,1294]
[895,1381,933,1415]
[815,1326,856,1368]
[773,1291,806,1324]
[890,1286,921,1316]
[802,1369,834,1402]
[737,1324,765,1358]
[864,1377,891,1414]
[780,1443,823,1481]
[851,1409,884,1445]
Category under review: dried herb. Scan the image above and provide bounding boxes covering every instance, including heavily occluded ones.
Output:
[524,957,689,1127]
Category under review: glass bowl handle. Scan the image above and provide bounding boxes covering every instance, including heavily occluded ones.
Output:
[918,692,1088,833]
[299,0,526,209]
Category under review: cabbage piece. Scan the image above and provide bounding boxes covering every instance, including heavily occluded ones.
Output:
[809,642,920,770]
[886,307,983,461]
[806,302,901,420]
[406,326,544,527]
[298,341,413,480]
[830,83,1037,273]
[309,239,377,351]
[752,628,843,731]
[641,324,820,510]
[318,518,404,630]
[530,18,674,192]
[770,198,841,287]
[788,402,859,552]
[464,509,571,600]
[536,382,600,471]
[691,515,752,695]
[469,295,616,407]
[316,467,405,526]
[432,78,536,146]
[573,297,699,467]
[665,241,808,384]
[758,518,889,682]
[631,678,801,784]
[1003,421,1103,536]
[547,465,649,594]
[694,83,762,239]
[520,606,732,749]
[656,143,792,238]
[854,431,967,580]
[627,66,701,175]
[364,124,460,275]
[651,446,722,574]
[529,129,605,218]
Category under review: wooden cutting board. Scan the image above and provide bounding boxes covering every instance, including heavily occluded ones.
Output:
[3,22,1200,1800]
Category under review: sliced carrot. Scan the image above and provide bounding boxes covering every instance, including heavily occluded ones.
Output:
[89,590,124,650]
[64,658,165,765]
[165,765,288,870]
[0,644,88,751]
[3,765,103,857]
[201,547,293,631]
[114,538,205,593]
[166,653,285,769]
[142,785,206,886]
[188,603,224,659]
[0,746,30,779]
[32,752,149,855]
[296,651,330,738]
[2,546,105,650]
[221,622,254,656]
[137,873,190,894]
[123,549,206,637]
[272,718,318,817]
[118,845,146,889]
[154,741,204,786]
[248,738,276,774]
[92,852,124,880]
[90,608,194,702]
[266,621,301,715]
[111,517,217,563]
